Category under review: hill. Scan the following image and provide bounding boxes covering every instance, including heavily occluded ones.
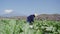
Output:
[0,14,60,21]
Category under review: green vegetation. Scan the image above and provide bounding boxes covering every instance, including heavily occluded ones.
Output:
[0,19,60,34]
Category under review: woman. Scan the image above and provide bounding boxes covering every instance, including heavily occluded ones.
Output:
[27,13,38,28]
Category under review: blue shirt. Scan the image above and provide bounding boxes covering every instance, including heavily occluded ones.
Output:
[27,15,35,23]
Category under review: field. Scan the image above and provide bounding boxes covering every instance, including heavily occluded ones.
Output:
[0,19,60,34]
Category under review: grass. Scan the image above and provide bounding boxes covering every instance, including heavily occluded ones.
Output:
[0,19,60,34]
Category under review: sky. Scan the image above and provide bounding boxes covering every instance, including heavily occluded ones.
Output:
[0,0,60,16]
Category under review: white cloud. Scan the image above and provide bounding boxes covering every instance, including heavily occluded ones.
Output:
[4,9,13,14]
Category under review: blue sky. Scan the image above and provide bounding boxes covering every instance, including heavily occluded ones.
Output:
[0,0,60,16]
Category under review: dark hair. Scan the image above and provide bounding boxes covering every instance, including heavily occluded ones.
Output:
[32,14,35,17]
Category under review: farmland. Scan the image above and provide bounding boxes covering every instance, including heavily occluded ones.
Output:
[0,19,60,34]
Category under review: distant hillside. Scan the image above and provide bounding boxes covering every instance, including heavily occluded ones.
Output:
[36,14,60,21]
[0,14,60,21]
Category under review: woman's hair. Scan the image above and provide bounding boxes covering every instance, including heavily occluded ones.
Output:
[32,14,35,17]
